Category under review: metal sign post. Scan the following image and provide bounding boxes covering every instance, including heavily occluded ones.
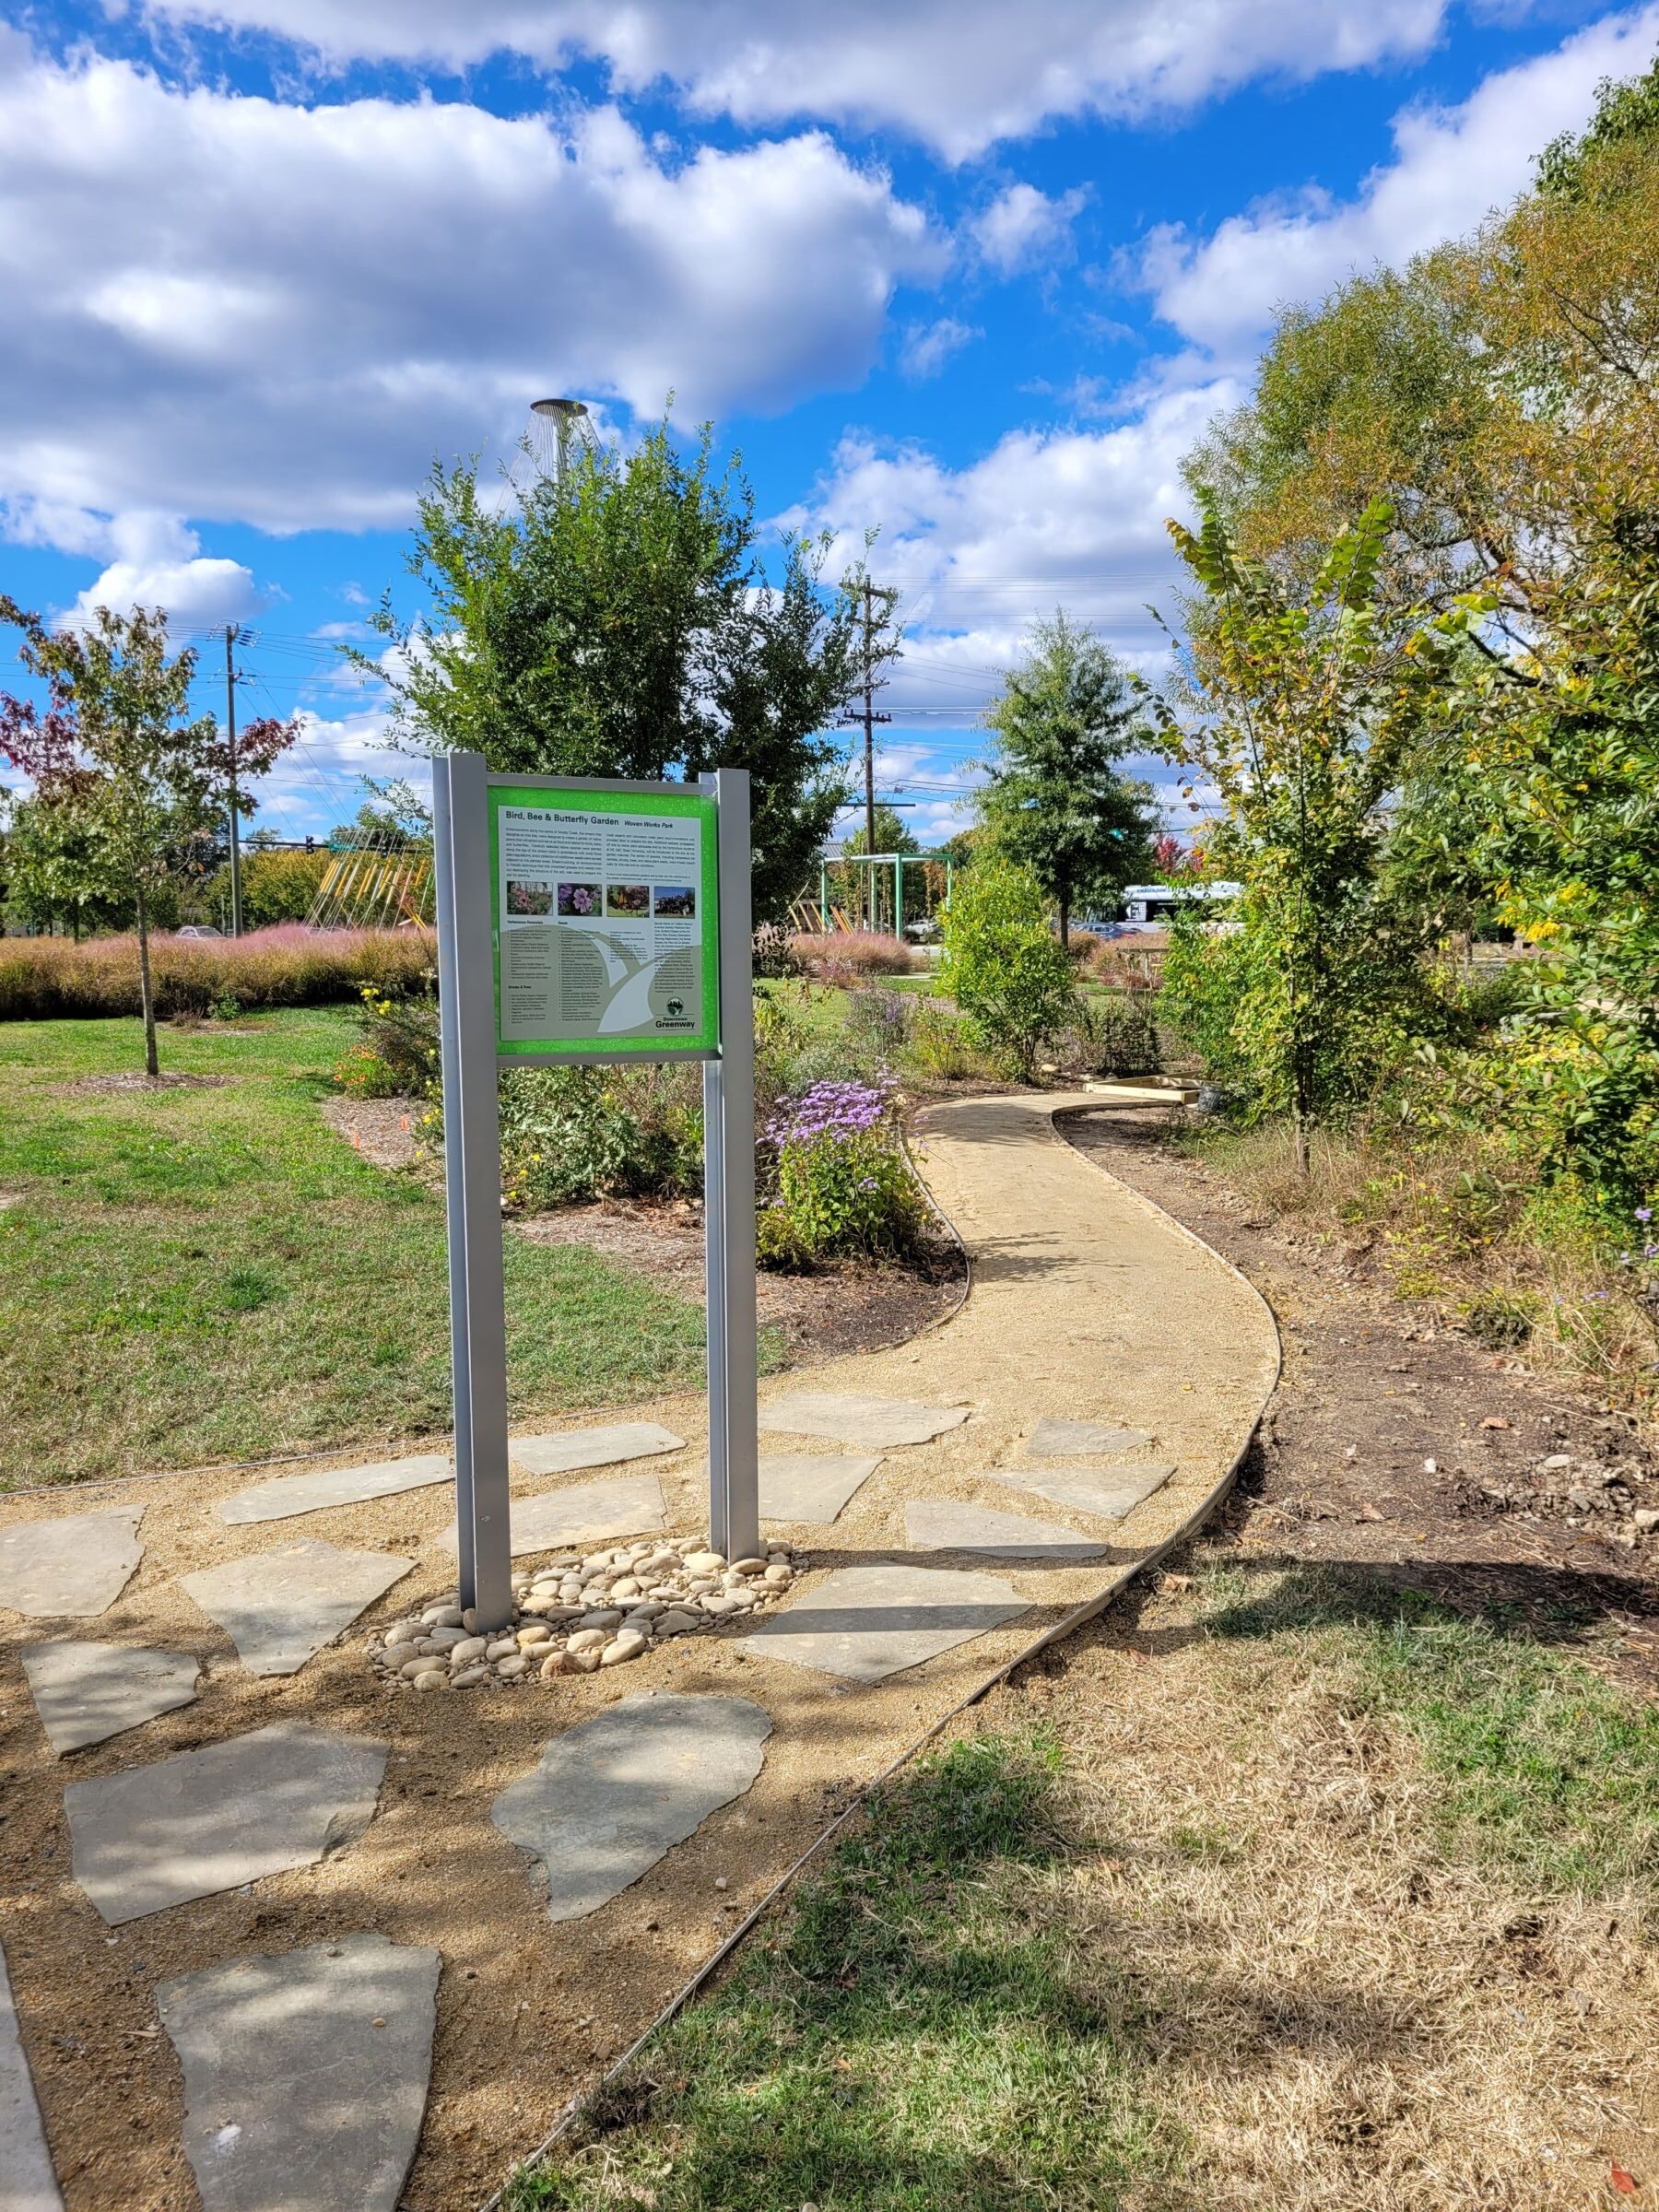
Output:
[431,755,759,1630]
[432,751,514,1632]
[700,769,759,1565]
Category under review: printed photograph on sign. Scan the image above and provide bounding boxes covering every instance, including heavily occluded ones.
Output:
[506,880,554,916]
[493,792,715,1054]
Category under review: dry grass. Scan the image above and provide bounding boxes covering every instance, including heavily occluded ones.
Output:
[1185,1116,1659,1414]
[789,930,921,982]
[0,923,434,1020]
[1022,1569,1659,2211]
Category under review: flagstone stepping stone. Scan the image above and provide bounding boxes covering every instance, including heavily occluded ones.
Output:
[739,1562,1027,1683]
[21,1640,200,1756]
[65,1721,388,1925]
[759,1392,970,1451]
[440,1473,665,1560]
[724,1453,882,1524]
[158,1934,439,2212]
[0,1508,142,1618]
[510,1420,686,1477]
[492,1692,771,1922]
[219,1452,452,1526]
[180,1539,414,1676]
[903,1500,1111,1560]
[991,1464,1176,1521]
[0,1937,62,2212]
[1027,1417,1155,1459]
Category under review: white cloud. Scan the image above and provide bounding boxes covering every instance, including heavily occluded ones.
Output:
[0,30,943,533]
[1140,6,1659,363]
[898,318,981,380]
[971,184,1088,275]
[55,512,261,632]
[138,0,1461,160]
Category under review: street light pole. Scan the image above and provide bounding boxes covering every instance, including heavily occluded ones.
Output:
[224,624,242,939]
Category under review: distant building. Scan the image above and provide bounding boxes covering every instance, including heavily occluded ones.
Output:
[1111,882,1242,934]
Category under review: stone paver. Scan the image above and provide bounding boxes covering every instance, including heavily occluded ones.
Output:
[739,1561,1027,1683]
[509,1421,686,1477]
[492,1692,771,1922]
[65,1722,388,1924]
[180,1539,414,1676]
[0,1508,142,1618]
[1027,1416,1155,1459]
[902,1499,1111,1559]
[751,1453,882,1524]
[0,1937,62,2212]
[991,1464,1176,1520]
[440,1472,665,1559]
[219,1453,451,1527]
[158,1935,439,2212]
[759,1391,971,1451]
[21,1640,200,1756]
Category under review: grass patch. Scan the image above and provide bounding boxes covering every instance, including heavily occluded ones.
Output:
[1205,1564,1659,1900]
[0,1009,714,1486]
[503,1733,1182,2212]
[501,1569,1659,2212]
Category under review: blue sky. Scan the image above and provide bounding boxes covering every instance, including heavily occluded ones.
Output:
[2,0,1655,851]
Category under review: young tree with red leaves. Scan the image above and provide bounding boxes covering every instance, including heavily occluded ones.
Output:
[0,598,295,1076]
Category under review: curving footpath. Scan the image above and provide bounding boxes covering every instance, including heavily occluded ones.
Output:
[0,1093,1279,2212]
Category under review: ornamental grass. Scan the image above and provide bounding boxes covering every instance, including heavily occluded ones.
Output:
[0,924,434,1021]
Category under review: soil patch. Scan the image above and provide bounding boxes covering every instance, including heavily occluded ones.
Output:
[320,1093,431,1172]
[64,1073,235,1096]
[516,1198,965,1365]
[1061,1104,1659,1692]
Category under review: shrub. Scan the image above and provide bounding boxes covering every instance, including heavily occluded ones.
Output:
[1088,990,1162,1077]
[0,924,434,1020]
[939,859,1077,1082]
[497,1065,702,1212]
[760,1077,925,1265]
[337,980,441,1100]
[751,922,802,980]
[905,996,986,1083]
[789,931,918,982]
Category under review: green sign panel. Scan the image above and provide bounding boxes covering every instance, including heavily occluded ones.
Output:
[488,783,719,1059]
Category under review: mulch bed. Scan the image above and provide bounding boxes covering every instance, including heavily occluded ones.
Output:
[1062,1103,1659,1694]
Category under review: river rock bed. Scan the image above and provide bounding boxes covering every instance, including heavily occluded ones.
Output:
[362,1537,803,1690]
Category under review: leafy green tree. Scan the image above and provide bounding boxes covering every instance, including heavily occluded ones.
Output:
[940,855,1076,1082]
[1149,496,1474,1169]
[2,779,124,937]
[0,602,222,1076]
[370,418,858,920]
[976,613,1156,946]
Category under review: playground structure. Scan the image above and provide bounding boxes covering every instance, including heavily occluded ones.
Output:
[792,851,957,938]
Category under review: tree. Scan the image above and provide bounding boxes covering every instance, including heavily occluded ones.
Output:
[1149,496,1475,1171]
[2,778,124,936]
[370,417,859,921]
[940,855,1077,1082]
[976,613,1157,946]
[0,603,223,1075]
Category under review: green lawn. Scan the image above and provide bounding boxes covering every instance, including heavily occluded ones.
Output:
[0,1008,710,1488]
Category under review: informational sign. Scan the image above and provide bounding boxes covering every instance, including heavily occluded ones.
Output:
[488,784,718,1060]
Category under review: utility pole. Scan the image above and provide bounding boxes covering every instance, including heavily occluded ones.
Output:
[224,624,242,939]
[839,576,895,931]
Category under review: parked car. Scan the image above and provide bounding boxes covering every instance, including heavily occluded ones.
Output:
[176,924,223,939]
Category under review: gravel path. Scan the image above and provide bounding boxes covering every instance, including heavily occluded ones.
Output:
[0,1092,1279,2212]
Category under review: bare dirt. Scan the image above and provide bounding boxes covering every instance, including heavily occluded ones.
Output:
[1062,1104,1659,1693]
